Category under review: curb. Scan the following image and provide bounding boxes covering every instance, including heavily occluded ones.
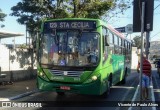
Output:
[9,89,39,100]
[128,79,156,110]
[128,84,139,110]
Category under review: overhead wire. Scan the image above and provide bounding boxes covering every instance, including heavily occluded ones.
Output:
[154,4,160,10]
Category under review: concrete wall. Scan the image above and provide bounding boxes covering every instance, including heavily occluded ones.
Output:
[0,44,37,82]
[1,69,37,82]
[0,45,37,71]
[131,47,138,69]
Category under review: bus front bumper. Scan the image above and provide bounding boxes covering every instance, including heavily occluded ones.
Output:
[37,76,102,95]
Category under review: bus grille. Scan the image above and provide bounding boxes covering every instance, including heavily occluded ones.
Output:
[50,70,83,77]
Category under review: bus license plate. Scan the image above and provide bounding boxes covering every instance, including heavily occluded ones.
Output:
[60,86,70,90]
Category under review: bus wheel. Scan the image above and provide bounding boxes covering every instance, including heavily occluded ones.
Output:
[121,69,127,84]
[57,92,65,96]
[101,80,111,98]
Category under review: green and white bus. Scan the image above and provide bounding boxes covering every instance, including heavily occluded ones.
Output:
[37,18,132,97]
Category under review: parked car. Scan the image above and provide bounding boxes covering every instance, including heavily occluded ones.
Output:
[154,58,160,64]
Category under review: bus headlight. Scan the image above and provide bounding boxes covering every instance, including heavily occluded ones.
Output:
[84,74,100,83]
[40,72,43,76]
[39,72,47,80]
[92,75,97,81]
[40,72,45,78]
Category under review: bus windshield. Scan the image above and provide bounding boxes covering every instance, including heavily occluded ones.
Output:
[40,30,100,67]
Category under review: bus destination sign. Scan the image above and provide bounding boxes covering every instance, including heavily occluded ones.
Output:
[44,21,96,30]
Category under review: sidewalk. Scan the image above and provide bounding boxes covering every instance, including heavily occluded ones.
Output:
[0,79,37,101]
[128,77,157,110]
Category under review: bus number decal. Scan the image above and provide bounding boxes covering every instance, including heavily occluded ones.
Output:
[47,21,96,29]
[50,23,57,28]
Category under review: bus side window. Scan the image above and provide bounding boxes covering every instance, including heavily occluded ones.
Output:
[119,38,122,55]
[114,35,119,54]
[102,27,107,50]
[102,27,110,63]
[108,30,114,54]
[105,35,109,46]
[122,39,125,55]
[124,40,127,56]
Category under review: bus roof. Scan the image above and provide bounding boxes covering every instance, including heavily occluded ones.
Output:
[107,24,125,38]
[106,24,131,43]
[43,18,99,22]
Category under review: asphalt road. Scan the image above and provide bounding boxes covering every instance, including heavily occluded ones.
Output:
[1,65,160,110]
[152,68,160,110]
[4,70,139,110]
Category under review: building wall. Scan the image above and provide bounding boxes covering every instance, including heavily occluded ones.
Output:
[131,47,138,69]
[0,45,37,71]
[0,44,36,81]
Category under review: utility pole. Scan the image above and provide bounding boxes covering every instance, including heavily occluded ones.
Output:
[133,0,154,106]
[145,31,150,59]
[140,1,145,102]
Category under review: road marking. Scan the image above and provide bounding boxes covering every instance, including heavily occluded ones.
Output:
[131,84,140,102]
[127,84,139,110]
[153,89,160,93]
[115,74,138,110]
[111,86,134,89]
[0,98,10,101]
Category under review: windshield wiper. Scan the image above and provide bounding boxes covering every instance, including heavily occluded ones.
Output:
[85,63,97,67]
[40,63,54,69]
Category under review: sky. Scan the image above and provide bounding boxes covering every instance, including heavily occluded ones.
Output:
[0,0,160,44]
[0,0,26,44]
[107,0,160,42]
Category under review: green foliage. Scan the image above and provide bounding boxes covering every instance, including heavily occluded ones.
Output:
[64,0,113,18]
[133,36,141,49]
[10,0,131,34]
[18,44,28,49]
[0,9,7,28]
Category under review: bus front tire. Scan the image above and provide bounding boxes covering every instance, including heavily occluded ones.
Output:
[101,80,111,98]
[121,69,127,84]
[121,75,126,84]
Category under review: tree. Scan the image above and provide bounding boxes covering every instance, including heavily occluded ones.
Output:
[10,0,70,33]
[103,0,131,22]
[133,36,141,49]
[56,0,131,18]
[0,9,7,21]
[66,0,113,18]
[0,9,7,28]
[10,0,131,33]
